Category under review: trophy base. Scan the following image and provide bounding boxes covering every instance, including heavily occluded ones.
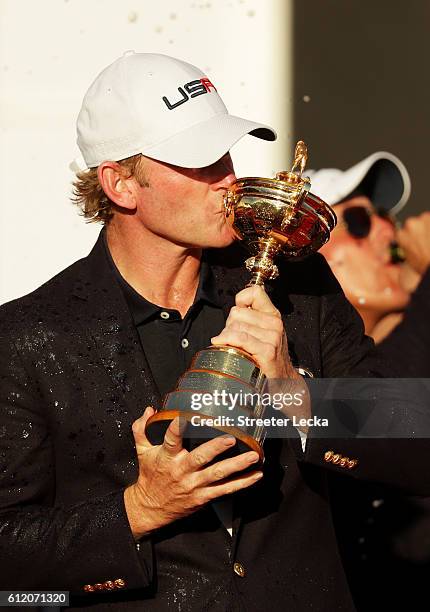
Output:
[146,410,265,463]
[145,344,267,463]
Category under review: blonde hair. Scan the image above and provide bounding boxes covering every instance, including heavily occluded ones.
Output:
[71,154,149,224]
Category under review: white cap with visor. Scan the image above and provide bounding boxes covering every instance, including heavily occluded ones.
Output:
[75,51,276,170]
[306,152,411,215]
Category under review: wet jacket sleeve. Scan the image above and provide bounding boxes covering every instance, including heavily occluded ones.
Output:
[0,329,153,594]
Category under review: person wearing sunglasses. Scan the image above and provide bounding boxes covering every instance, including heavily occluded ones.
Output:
[308,152,430,364]
[308,152,415,343]
[308,153,430,611]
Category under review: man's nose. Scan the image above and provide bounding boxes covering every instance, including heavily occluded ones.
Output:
[218,170,237,189]
[213,154,236,188]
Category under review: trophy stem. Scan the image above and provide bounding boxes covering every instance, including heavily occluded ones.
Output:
[245,237,281,286]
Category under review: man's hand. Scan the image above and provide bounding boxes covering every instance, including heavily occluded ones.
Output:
[397,212,430,276]
[124,407,263,540]
[211,285,310,431]
[211,285,298,379]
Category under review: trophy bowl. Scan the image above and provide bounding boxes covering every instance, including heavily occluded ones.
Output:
[145,142,336,462]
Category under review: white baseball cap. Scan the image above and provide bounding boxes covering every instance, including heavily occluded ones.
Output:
[306,152,411,215]
[76,51,276,169]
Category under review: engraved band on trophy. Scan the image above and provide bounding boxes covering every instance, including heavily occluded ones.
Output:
[145,141,337,461]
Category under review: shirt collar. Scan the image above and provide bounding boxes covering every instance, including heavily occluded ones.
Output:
[102,229,221,326]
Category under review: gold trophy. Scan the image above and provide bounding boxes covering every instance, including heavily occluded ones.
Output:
[146,141,336,461]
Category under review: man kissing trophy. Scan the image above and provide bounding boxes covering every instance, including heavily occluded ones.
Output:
[146,141,336,461]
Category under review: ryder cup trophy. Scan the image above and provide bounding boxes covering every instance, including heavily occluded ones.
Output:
[145,141,336,461]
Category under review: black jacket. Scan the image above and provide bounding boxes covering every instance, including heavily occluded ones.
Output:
[329,267,430,612]
[378,268,430,377]
[0,232,429,611]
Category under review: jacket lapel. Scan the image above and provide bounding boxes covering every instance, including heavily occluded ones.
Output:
[71,230,161,420]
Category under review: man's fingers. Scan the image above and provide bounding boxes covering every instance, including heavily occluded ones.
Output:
[211,327,274,362]
[204,469,264,500]
[196,450,260,486]
[224,320,280,346]
[132,406,156,453]
[225,305,284,332]
[186,434,237,470]
[161,416,186,457]
[235,285,280,315]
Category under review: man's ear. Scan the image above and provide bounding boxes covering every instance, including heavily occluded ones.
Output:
[97,161,138,211]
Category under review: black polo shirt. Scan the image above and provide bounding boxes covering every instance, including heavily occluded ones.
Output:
[104,241,226,397]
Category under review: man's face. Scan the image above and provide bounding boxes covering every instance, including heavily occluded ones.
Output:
[131,153,237,249]
[319,195,410,316]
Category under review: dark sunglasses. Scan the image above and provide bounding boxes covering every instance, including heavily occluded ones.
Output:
[340,205,404,262]
[341,206,394,238]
